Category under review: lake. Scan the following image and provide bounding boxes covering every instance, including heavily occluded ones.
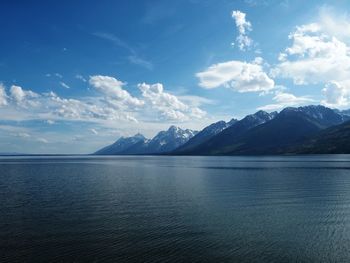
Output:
[1,155,350,262]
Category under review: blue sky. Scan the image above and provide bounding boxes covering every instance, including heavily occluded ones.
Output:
[1,0,350,153]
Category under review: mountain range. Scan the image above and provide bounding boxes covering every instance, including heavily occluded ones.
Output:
[95,105,350,155]
[95,126,197,155]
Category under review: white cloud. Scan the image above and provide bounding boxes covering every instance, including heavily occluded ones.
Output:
[10,85,39,107]
[0,84,139,124]
[0,84,8,106]
[196,58,275,93]
[10,85,26,102]
[55,73,63,79]
[273,23,350,85]
[258,90,315,111]
[60,82,71,89]
[232,10,253,51]
[273,9,350,107]
[0,76,208,147]
[139,83,187,111]
[47,92,138,123]
[318,6,350,43]
[138,82,206,121]
[321,81,350,108]
[89,75,144,108]
[0,78,208,124]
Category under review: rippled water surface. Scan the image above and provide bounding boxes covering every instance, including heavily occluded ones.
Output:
[1,155,350,262]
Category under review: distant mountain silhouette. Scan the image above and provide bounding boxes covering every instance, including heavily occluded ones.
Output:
[215,105,344,155]
[289,120,350,154]
[173,110,277,155]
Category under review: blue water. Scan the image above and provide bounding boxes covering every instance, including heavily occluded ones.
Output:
[1,155,350,262]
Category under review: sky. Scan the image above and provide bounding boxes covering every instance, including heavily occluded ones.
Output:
[1,0,350,154]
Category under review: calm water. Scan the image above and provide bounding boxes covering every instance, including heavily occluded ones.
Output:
[1,155,350,262]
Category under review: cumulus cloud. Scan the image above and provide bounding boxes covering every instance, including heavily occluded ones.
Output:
[10,85,39,107]
[138,82,206,121]
[0,76,207,127]
[10,85,27,102]
[321,81,350,108]
[196,58,275,93]
[273,23,350,85]
[258,90,315,111]
[0,84,139,123]
[232,10,253,51]
[89,75,144,108]
[273,9,350,107]
[47,91,138,122]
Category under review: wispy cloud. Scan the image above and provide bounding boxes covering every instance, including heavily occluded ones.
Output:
[60,81,70,89]
[36,137,48,144]
[93,32,134,53]
[258,90,315,111]
[11,131,48,144]
[90,128,98,135]
[55,73,63,79]
[13,132,30,138]
[75,74,87,82]
[244,0,268,7]
[46,73,63,79]
[127,55,154,70]
[93,32,153,70]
